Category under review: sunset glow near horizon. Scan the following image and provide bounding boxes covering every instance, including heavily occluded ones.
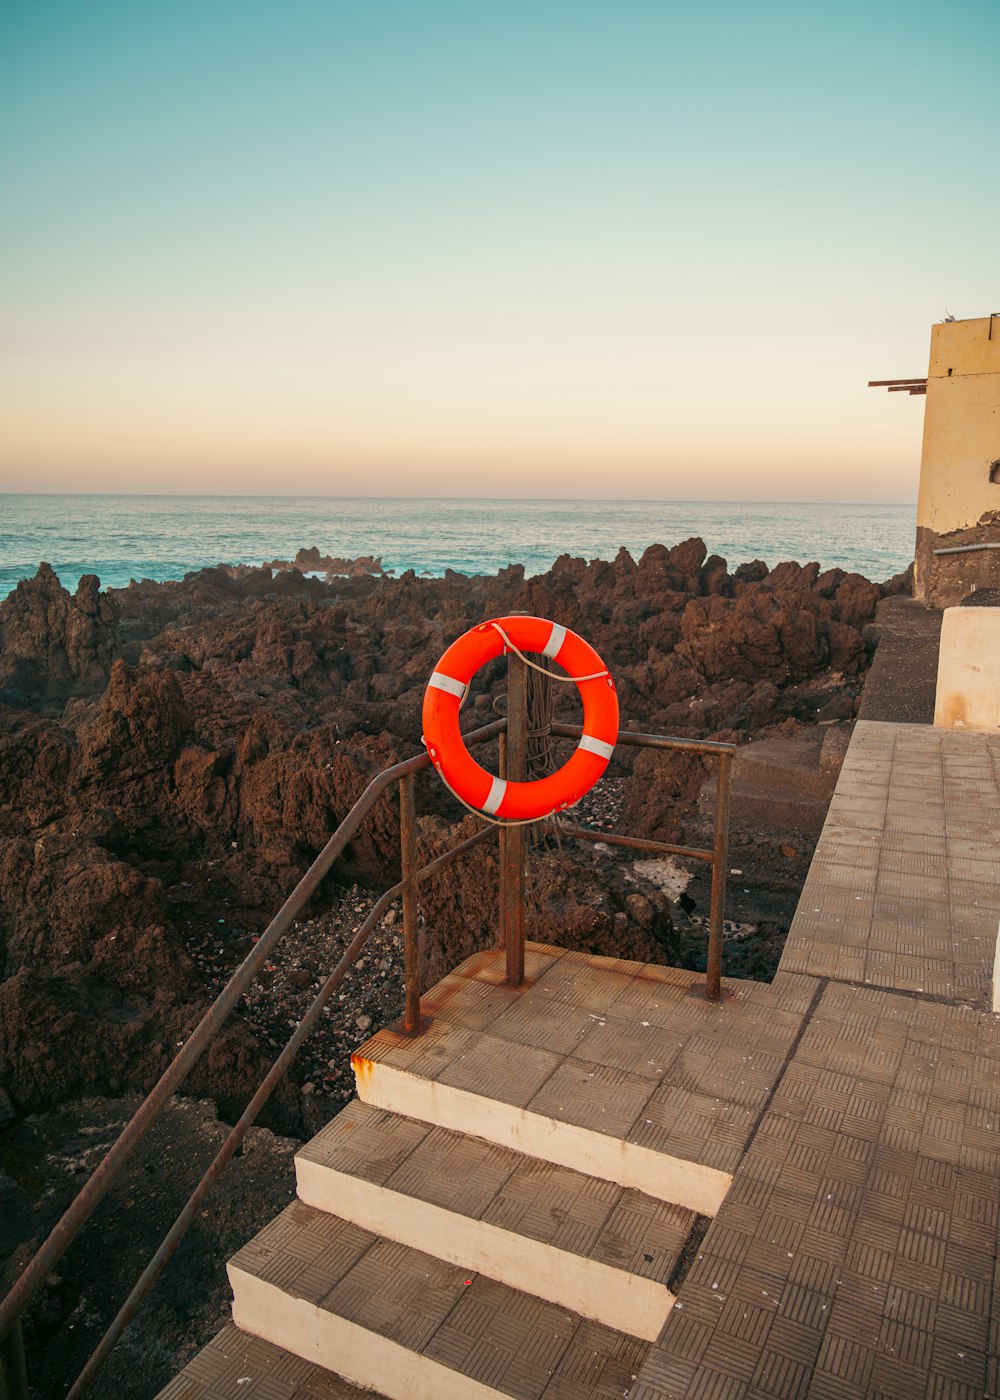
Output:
[2,1,998,502]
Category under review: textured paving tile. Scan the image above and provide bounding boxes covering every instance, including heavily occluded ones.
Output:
[631,982,1000,1398]
[527,1058,657,1138]
[231,1201,650,1399]
[434,1030,564,1107]
[457,943,569,986]
[230,1200,376,1307]
[781,721,1000,1004]
[354,948,817,1176]
[299,1100,694,1283]
[153,1322,381,1398]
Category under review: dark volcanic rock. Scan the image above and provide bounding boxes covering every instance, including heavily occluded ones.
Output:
[78,660,193,789]
[0,564,122,705]
[0,1094,299,1400]
[0,965,170,1110]
[0,833,169,978]
[260,547,384,578]
[0,708,75,834]
[528,854,680,965]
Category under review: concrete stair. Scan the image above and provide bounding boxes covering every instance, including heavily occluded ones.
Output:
[295,1101,695,1340]
[228,1199,650,1400]
[350,946,814,1219]
[157,945,817,1400]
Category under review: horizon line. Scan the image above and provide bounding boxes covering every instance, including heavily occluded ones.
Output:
[0,490,917,508]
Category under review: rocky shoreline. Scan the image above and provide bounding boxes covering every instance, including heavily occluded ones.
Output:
[0,539,909,1395]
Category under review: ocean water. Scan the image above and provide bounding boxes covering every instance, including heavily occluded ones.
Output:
[0,495,916,600]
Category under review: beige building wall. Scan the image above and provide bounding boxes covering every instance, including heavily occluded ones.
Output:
[914,316,1000,606]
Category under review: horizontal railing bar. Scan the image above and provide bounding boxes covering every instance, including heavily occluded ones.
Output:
[59,821,499,1397]
[549,721,737,757]
[556,824,715,862]
[0,718,506,1343]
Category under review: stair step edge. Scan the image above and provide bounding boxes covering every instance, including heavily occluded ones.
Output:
[228,1198,650,1400]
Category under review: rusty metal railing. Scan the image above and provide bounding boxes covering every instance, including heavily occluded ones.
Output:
[0,720,503,1400]
[551,720,734,999]
[0,691,734,1400]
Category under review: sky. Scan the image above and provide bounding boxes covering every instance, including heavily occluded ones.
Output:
[1,0,998,501]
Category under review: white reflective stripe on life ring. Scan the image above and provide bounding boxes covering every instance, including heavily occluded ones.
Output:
[481,775,507,815]
[541,622,566,661]
[428,671,466,699]
[578,733,615,761]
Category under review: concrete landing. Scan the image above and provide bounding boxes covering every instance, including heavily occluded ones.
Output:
[712,728,839,836]
[296,1100,694,1339]
[781,720,1000,1002]
[352,948,819,1217]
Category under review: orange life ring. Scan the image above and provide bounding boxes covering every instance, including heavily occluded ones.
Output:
[422,615,619,820]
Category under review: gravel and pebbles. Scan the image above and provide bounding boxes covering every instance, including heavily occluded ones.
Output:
[187,893,407,1114]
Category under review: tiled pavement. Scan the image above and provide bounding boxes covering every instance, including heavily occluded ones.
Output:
[631,719,1000,1399]
[632,983,1000,1400]
[781,721,1000,1004]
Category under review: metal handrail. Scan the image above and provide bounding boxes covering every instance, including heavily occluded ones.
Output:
[0,718,505,1398]
[63,823,497,1400]
[550,720,734,997]
[0,707,735,1399]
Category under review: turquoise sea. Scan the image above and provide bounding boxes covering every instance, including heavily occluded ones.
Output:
[0,495,916,600]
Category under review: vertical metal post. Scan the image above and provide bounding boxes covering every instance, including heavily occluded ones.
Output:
[706,750,733,1000]
[399,772,421,1033]
[497,730,508,950]
[503,651,527,986]
[1,1316,30,1400]
[525,657,554,847]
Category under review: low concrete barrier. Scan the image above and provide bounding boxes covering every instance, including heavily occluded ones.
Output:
[933,606,1000,730]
